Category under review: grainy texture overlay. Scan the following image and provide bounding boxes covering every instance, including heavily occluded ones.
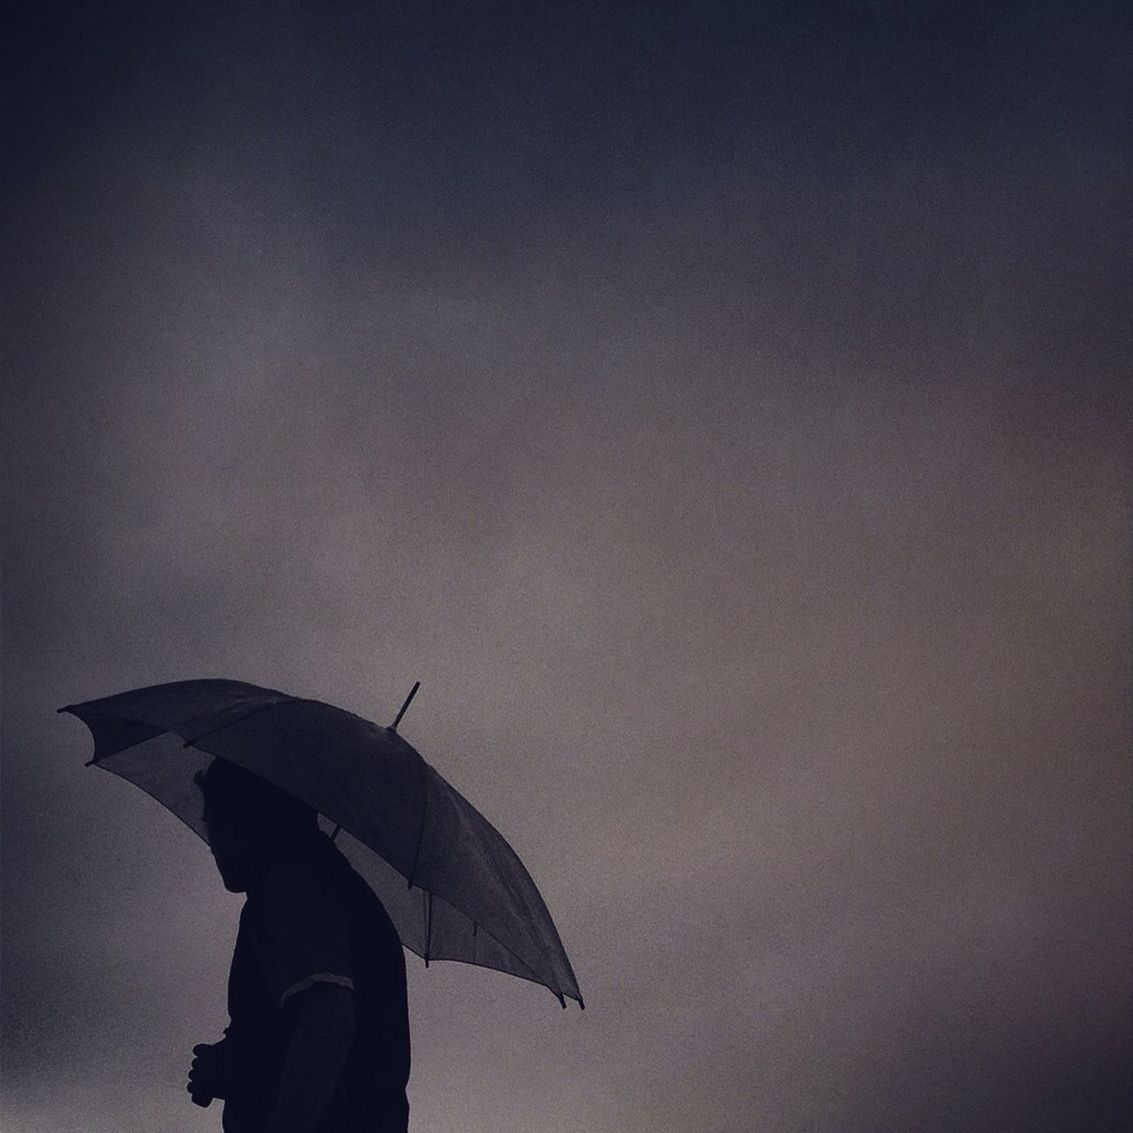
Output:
[4,3,1130,1130]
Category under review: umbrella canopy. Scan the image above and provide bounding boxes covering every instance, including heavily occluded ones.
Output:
[59,679,583,1009]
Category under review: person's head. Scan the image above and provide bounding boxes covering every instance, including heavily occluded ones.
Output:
[195,758,318,892]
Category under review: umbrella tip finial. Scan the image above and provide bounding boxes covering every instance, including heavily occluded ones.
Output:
[389,680,421,733]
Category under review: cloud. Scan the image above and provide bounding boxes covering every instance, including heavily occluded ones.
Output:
[5,7,1129,1128]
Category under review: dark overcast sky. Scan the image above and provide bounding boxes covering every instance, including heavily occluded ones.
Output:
[4,3,1131,1131]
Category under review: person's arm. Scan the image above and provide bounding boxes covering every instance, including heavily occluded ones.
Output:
[264,982,356,1133]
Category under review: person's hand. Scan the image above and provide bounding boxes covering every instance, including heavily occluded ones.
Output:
[187,1041,229,1107]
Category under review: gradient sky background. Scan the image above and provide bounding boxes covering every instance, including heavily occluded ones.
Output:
[4,2,1131,1130]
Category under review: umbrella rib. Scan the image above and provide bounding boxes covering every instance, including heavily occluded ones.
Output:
[181,698,299,748]
[406,910,577,1008]
[406,770,429,890]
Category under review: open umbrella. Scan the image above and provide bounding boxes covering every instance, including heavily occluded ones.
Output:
[59,678,583,1009]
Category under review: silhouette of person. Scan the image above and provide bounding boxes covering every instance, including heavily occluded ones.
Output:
[187,758,411,1132]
